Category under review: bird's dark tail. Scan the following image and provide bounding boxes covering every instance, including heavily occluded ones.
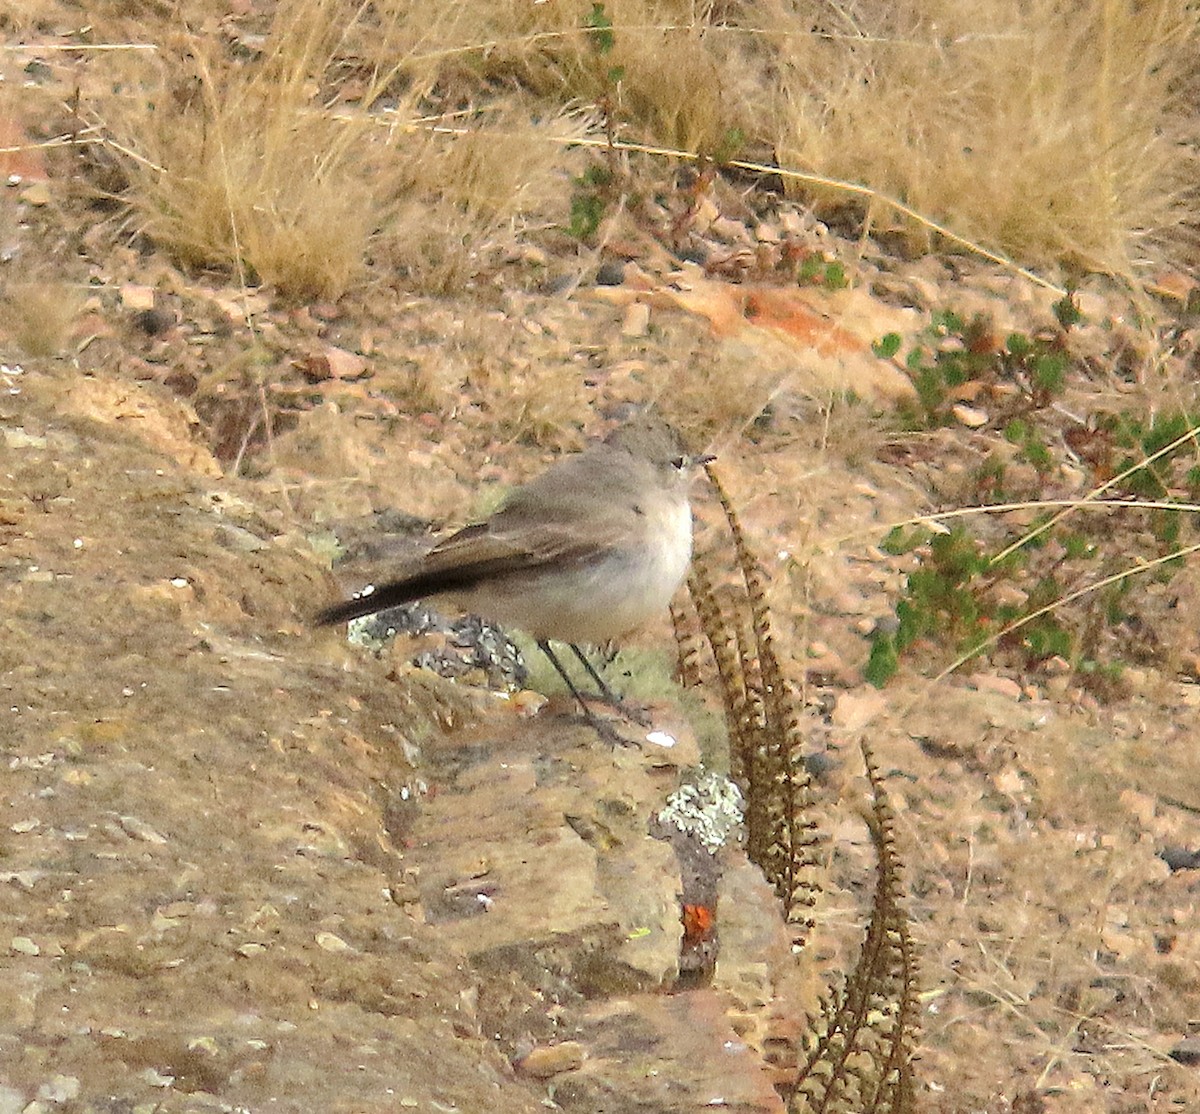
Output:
[314,566,491,626]
[314,569,463,624]
[313,581,426,626]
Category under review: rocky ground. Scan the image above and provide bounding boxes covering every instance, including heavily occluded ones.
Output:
[4,266,1200,1113]
[0,340,819,1114]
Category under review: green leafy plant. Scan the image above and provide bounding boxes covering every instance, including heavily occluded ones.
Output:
[709,126,746,165]
[567,163,615,240]
[1004,417,1054,474]
[868,400,1200,694]
[869,296,1200,694]
[873,332,902,359]
[584,2,617,56]
[798,254,849,291]
[893,299,1077,429]
[868,523,1090,687]
[566,3,627,241]
[585,2,624,153]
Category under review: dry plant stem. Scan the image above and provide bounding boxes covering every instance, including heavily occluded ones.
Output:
[793,742,919,1114]
[707,460,796,731]
[229,413,260,478]
[831,496,1200,552]
[731,610,771,857]
[792,404,834,719]
[861,742,920,1102]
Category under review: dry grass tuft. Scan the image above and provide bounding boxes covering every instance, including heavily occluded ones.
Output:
[391,0,754,155]
[765,0,1200,275]
[89,0,1198,298]
[0,280,82,358]
[426,0,1199,277]
[95,1,587,300]
[99,0,405,301]
[378,105,590,293]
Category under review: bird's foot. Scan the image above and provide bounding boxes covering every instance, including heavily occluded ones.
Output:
[568,704,641,748]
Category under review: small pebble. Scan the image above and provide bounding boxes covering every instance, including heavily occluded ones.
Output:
[1169,1037,1200,1065]
[951,403,988,428]
[968,673,1023,700]
[118,815,168,844]
[134,308,174,336]
[515,1041,585,1078]
[19,182,51,206]
[1160,847,1200,872]
[621,301,650,337]
[36,1075,80,1103]
[594,260,627,286]
[316,931,353,953]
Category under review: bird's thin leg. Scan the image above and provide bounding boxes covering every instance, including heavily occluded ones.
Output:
[536,640,635,746]
[568,643,651,728]
[537,640,591,711]
[568,643,622,704]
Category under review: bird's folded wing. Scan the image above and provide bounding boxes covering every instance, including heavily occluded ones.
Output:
[420,510,629,580]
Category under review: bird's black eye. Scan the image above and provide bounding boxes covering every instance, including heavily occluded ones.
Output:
[671,455,686,470]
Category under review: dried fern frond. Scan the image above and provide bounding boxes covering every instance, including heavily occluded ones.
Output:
[670,599,707,692]
[686,462,822,932]
[679,461,919,1110]
[790,742,920,1114]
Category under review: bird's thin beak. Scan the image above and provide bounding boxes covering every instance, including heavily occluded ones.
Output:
[693,452,717,467]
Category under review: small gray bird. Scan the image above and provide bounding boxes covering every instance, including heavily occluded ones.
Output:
[315,411,712,725]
